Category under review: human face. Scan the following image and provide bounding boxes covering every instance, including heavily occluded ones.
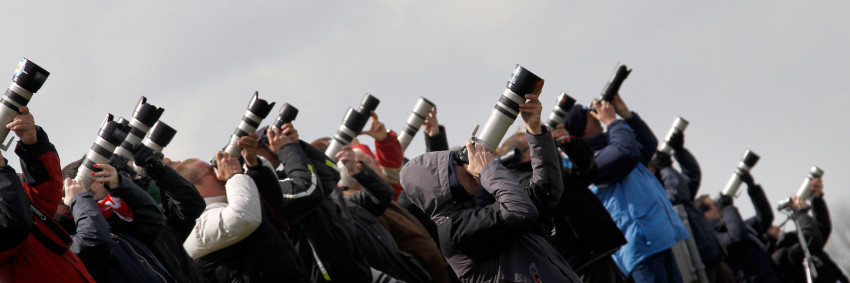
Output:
[585,113,603,138]
[456,163,481,196]
[703,200,721,221]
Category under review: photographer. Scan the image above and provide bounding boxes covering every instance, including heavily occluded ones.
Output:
[561,95,688,282]
[649,132,735,282]
[176,135,309,283]
[400,93,580,282]
[0,106,96,282]
[695,170,779,282]
[770,179,848,283]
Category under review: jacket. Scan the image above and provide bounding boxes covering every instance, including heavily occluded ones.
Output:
[344,164,431,283]
[0,127,95,283]
[548,137,626,273]
[712,184,779,282]
[772,200,848,283]
[585,114,689,275]
[184,174,261,258]
[659,148,724,266]
[401,150,580,283]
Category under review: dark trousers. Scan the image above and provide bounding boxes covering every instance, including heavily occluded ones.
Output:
[580,256,626,283]
[628,248,683,283]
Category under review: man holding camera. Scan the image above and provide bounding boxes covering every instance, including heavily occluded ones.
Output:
[695,171,779,282]
[561,95,688,282]
[401,92,580,282]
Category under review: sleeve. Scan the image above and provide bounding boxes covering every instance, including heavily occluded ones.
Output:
[524,127,563,212]
[145,160,207,241]
[811,195,831,241]
[345,165,394,217]
[183,174,262,258]
[15,126,63,216]
[716,205,747,249]
[744,184,774,235]
[775,212,824,269]
[299,140,340,197]
[107,176,167,246]
[263,143,324,224]
[374,131,404,199]
[67,192,113,280]
[424,125,449,152]
[245,160,284,215]
[660,167,689,205]
[0,163,31,253]
[593,120,641,186]
[558,138,598,188]
[623,112,659,165]
[444,161,539,259]
[673,147,702,201]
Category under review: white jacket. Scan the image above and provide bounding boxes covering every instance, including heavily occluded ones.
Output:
[183,174,262,258]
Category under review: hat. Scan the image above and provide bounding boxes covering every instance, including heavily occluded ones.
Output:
[562,104,588,138]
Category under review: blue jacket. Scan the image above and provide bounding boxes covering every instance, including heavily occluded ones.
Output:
[585,113,689,275]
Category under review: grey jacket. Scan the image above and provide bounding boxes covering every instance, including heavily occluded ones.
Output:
[401,149,579,283]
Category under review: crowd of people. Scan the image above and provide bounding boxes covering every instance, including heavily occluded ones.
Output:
[0,74,847,283]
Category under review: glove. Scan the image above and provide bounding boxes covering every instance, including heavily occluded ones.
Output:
[668,131,684,151]
[716,193,733,209]
[737,169,755,187]
[649,151,673,170]
[132,143,161,169]
[108,154,138,180]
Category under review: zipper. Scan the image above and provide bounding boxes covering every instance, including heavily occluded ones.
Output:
[113,233,168,283]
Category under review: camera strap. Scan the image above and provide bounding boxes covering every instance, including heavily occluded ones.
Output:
[29,203,72,255]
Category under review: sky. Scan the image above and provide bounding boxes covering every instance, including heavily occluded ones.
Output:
[2,1,848,258]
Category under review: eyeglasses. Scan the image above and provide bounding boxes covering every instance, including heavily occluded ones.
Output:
[193,166,214,184]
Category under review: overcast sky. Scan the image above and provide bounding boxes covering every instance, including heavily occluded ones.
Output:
[2,1,848,253]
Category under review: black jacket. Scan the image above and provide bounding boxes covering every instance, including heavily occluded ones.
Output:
[713,184,779,282]
[772,199,849,283]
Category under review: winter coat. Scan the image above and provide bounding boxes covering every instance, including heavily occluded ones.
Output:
[401,150,580,283]
[547,137,626,273]
[772,200,849,283]
[712,185,779,283]
[584,113,689,275]
[658,148,725,266]
[0,128,95,283]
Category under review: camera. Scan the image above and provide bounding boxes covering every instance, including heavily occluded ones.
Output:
[397,97,435,152]
[325,93,380,162]
[133,121,177,177]
[777,166,824,211]
[75,114,131,188]
[588,64,631,112]
[0,58,49,150]
[720,149,760,197]
[457,65,543,164]
[221,91,276,157]
[545,92,576,129]
[113,97,164,160]
[272,103,299,130]
[657,116,689,155]
[496,147,522,166]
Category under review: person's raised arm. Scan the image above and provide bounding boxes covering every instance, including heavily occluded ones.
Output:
[422,106,449,152]
[668,131,702,200]
[715,194,747,248]
[520,93,563,211]
[93,163,165,245]
[267,124,322,223]
[738,171,773,234]
[13,107,63,216]
[612,95,657,164]
[64,178,112,279]
[589,100,641,187]
[338,146,393,217]
[809,178,831,240]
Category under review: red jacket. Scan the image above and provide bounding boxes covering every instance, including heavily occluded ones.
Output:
[353,131,405,200]
[0,129,94,283]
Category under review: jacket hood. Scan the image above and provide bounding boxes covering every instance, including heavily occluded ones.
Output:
[400,151,457,219]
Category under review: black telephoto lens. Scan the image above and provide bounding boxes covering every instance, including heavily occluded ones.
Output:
[359,93,380,115]
[222,91,276,157]
[546,92,576,128]
[272,103,299,129]
[76,114,131,188]
[114,96,164,160]
[589,64,632,112]
[0,58,49,151]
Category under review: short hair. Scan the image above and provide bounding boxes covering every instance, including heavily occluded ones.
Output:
[174,158,204,184]
[695,195,712,213]
[498,132,526,156]
[61,156,86,180]
[310,137,331,153]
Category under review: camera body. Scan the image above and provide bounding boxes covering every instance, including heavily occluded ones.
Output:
[658,116,689,155]
[75,114,131,188]
[457,65,543,164]
[114,97,164,160]
[397,97,435,152]
[0,58,49,151]
[777,166,824,211]
[588,64,631,112]
[545,92,576,129]
[222,91,275,157]
[325,93,380,162]
[272,103,299,130]
[720,149,760,197]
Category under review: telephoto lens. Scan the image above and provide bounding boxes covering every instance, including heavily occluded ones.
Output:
[0,58,49,150]
[222,91,276,157]
[588,64,631,112]
[457,65,544,164]
[75,114,131,188]
[113,97,164,160]
[134,121,177,177]
[325,93,381,162]
[778,166,825,210]
[658,116,689,155]
[272,103,299,130]
[397,97,435,152]
[545,92,576,129]
[720,149,760,197]
[496,147,522,166]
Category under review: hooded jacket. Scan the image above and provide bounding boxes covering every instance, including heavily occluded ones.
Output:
[401,150,580,283]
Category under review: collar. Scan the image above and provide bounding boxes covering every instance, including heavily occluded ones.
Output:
[204,195,228,206]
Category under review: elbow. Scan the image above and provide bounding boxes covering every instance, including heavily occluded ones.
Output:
[500,203,539,227]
